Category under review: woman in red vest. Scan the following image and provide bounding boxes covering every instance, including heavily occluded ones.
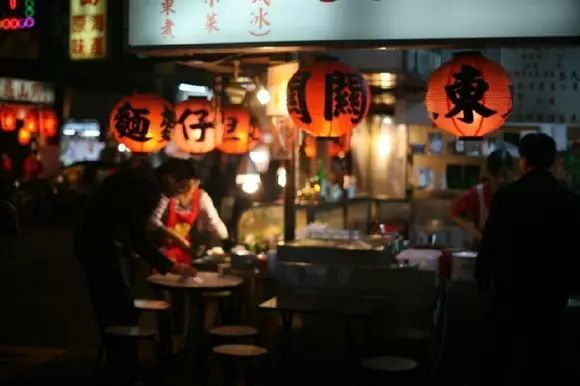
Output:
[150,162,229,266]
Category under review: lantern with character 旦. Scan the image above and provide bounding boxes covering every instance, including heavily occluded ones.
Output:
[109,94,174,153]
[287,60,371,138]
[40,110,58,138]
[0,106,17,132]
[425,53,512,139]
[171,98,223,154]
[217,106,259,155]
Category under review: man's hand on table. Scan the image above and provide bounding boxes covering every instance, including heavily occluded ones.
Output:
[170,263,198,277]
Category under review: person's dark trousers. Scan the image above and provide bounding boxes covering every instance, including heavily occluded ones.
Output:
[76,244,139,386]
[487,299,566,386]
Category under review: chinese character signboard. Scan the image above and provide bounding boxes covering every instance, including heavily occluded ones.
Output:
[128,0,580,50]
[0,0,35,31]
[70,0,106,60]
[502,47,580,124]
[0,77,54,104]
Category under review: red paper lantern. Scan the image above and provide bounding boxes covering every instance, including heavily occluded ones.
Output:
[287,60,371,138]
[329,131,351,158]
[24,110,39,133]
[40,110,58,138]
[0,106,17,132]
[217,106,256,155]
[18,129,31,146]
[425,53,512,139]
[109,94,174,153]
[304,135,316,158]
[171,98,223,154]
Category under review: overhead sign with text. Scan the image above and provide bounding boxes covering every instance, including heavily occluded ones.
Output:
[129,0,580,49]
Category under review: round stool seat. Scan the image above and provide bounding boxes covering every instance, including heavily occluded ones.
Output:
[213,344,268,357]
[202,290,232,298]
[210,325,258,338]
[134,299,172,311]
[361,356,418,372]
[104,326,157,339]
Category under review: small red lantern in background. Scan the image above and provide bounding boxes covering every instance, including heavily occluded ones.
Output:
[171,98,223,154]
[304,135,316,158]
[0,106,17,132]
[40,110,58,138]
[217,106,256,155]
[24,110,39,133]
[329,131,351,158]
[425,53,512,139]
[287,60,371,138]
[109,94,174,153]
[304,132,351,159]
[18,129,31,146]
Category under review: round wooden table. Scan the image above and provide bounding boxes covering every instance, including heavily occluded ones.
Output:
[147,272,244,382]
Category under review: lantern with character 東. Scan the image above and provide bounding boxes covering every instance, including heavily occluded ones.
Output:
[109,94,174,153]
[171,98,223,154]
[287,60,371,138]
[425,53,512,139]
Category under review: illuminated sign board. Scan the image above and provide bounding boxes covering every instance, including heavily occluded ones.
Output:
[0,77,54,104]
[0,0,35,31]
[70,0,107,60]
[129,0,580,49]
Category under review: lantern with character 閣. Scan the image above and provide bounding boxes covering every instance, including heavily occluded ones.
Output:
[217,106,259,155]
[425,53,512,139]
[109,94,174,153]
[171,98,223,154]
[287,60,371,138]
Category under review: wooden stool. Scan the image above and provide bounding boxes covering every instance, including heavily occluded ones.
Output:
[134,299,171,312]
[134,299,172,356]
[211,344,269,386]
[360,356,418,386]
[210,325,258,341]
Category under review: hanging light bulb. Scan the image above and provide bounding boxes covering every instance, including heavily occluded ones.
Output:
[241,174,261,194]
[277,166,287,188]
[249,144,271,173]
[256,87,271,105]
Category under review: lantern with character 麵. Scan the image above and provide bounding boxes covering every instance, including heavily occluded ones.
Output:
[425,53,512,139]
[109,94,174,153]
[287,60,371,138]
[171,98,223,154]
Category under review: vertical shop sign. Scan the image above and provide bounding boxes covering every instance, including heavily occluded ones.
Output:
[160,0,175,38]
[70,0,107,60]
[249,0,271,37]
[205,0,219,33]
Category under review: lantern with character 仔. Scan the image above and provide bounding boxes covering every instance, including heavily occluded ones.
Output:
[109,94,174,153]
[217,106,258,155]
[171,98,223,154]
[425,53,512,139]
[1,106,17,132]
[287,60,371,138]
